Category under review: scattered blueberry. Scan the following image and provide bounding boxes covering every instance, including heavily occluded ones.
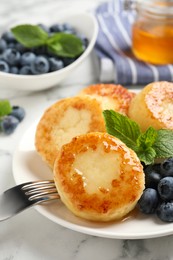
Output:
[31,55,49,74]
[0,115,19,135]
[0,60,9,73]
[160,158,173,177]
[1,31,16,43]
[19,65,32,75]
[3,48,20,65]
[157,201,173,222]
[10,106,25,122]
[138,188,159,214]
[49,57,64,71]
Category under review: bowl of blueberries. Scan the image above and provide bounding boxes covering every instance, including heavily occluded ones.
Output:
[0,12,98,91]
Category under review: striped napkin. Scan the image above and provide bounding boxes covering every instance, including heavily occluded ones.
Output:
[94,0,173,86]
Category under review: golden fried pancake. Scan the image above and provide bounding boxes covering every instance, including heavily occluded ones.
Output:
[54,132,145,222]
[79,83,135,115]
[128,81,173,131]
[35,96,106,168]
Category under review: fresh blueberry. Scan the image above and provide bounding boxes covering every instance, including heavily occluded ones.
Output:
[1,31,17,43]
[7,42,16,49]
[138,188,159,214]
[20,52,36,66]
[49,57,64,71]
[10,66,19,74]
[63,57,76,66]
[0,60,9,73]
[160,158,173,177]
[31,55,49,74]
[76,33,89,49]
[31,46,47,55]
[3,48,20,66]
[0,115,19,135]
[0,39,7,53]
[10,106,25,122]
[144,164,162,188]
[49,23,64,33]
[157,201,173,222]
[15,43,28,53]
[19,65,32,75]
[158,177,173,200]
[62,23,76,34]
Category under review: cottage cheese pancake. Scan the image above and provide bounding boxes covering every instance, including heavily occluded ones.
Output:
[54,132,145,222]
[79,83,135,115]
[128,81,173,131]
[35,96,106,168]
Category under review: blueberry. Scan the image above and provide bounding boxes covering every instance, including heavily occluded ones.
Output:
[76,33,89,49]
[0,115,19,135]
[31,46,47,55]
[144,164,162,188]
[1,31,17,43]
[0,60,9,73]
[0,39,7,53]
[20,52,36,66]
[19,65,32,75]
[10,106,25,122]
[158,177,173,200]
[160,158,173,177]
[3,48,20,66]
[50,23,64,33]
[31,55,49,74]
[157,201,173,222]
[49,57,64,71]
[63,57,76,66]
[10,66,19,74]
[15,43,28,53]
[138,188,159,214]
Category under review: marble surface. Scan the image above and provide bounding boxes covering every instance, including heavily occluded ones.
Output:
[1,0,173,260]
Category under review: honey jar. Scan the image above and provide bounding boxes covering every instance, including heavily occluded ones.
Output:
[125,0,173,65]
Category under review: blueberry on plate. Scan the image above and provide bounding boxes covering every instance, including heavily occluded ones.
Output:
[157,201,173,222]
[0,115,19,135]
[144,164,162,188]
[158,177,173,200]
[0,60,9,73]
[31,55,49,74]
[3,48,20,66]
[138,188,159,214]
[160,158,173,177]
[20,52,36,66]
[10,106,25,122]
[49,57,64,71]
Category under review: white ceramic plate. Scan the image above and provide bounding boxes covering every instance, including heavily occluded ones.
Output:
[12,121,173,239]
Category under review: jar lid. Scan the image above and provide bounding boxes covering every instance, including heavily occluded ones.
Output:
[137,0,173,16]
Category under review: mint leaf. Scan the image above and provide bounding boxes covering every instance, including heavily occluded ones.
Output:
[137,127,158,149]
[137,147,156,165]
[153,129,173,158]
[103,110,141,151]
[47,33,84,58]
[0,100,12,117]
[11,25,48,48]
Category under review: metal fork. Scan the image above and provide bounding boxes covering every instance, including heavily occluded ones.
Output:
[0,180,60,221]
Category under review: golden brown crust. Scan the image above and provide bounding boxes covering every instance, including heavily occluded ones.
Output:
[128,81,173,131]
[54,132,145,222]
[35,96,106,168]
[79,83,135,115]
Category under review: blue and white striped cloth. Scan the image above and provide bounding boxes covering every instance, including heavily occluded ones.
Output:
[94,0,173,86]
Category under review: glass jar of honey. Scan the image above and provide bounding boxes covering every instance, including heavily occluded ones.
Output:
[125,0,173,65]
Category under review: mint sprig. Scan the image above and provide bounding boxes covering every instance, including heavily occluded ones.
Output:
[0,100,12,117]
[11,24,84,58]
[103,110,173,165]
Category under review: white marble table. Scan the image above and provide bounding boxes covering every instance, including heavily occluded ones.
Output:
[1,0,173,260]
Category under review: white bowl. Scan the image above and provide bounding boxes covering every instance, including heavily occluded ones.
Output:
[0,12,98,91]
